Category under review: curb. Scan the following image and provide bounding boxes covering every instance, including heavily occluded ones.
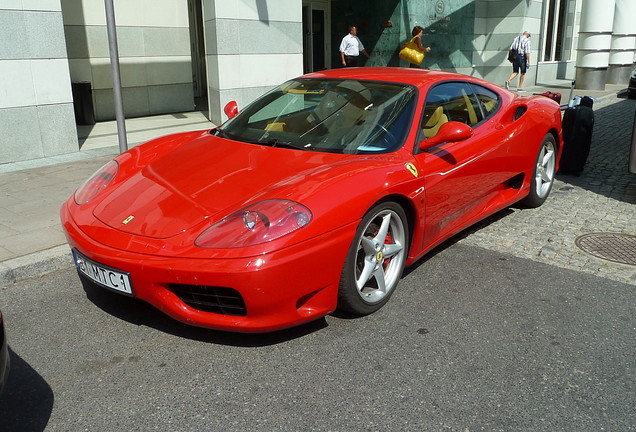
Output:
[0,246,72,286]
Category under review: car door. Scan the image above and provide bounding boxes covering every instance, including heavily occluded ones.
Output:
[413,81,513,246]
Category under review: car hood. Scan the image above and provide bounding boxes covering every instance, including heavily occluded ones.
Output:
[93,134,385,239]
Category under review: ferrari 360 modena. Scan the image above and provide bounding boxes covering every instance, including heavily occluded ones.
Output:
[61,67,562,332]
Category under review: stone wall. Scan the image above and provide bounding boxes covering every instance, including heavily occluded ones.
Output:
[329,0,548,85]
[203,0,304,125]
[0,0,78,164]
[62,0,194,121]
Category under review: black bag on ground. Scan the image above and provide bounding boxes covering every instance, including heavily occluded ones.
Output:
[559,96,594,176]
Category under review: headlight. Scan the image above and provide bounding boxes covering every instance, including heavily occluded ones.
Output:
[74,160,119,205]
[195,199,312,249]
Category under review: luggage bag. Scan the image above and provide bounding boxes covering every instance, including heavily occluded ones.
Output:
[559,96,594,176]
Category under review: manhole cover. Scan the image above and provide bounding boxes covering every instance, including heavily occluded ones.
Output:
[575,233,636,266]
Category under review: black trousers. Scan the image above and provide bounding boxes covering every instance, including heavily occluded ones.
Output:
[344,55,359,67]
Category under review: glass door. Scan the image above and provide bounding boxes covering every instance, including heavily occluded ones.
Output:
[302,1,331,73]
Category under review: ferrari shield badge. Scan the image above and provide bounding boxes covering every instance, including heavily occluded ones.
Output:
[122,215,135,225]
[405,163,418,177]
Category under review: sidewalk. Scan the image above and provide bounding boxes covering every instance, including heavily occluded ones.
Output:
[0,83,631,285]
[0,110,212,284]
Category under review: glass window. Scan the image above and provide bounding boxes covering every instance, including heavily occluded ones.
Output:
[218,78,416,155]
[470,84,500,120]
[543,0,577,62]
[420,82,483,140]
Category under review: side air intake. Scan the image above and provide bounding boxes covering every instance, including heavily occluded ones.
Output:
[513,106,527,121]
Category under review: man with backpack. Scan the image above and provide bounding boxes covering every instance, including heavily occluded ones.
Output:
[505,31,532,92]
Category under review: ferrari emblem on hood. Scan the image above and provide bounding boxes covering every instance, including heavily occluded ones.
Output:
[122,215,135,225]
[405,163,418,177]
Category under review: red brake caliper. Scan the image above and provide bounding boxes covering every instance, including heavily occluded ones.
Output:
[383,231,393,268]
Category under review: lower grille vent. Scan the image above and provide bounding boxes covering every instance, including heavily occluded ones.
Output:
[169,284,247,316]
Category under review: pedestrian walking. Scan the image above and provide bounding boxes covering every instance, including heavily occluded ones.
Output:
[505,31,532,92]
[339,25,370,67]
[407,26,431,68]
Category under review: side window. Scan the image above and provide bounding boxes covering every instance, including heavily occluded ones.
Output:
[420,82,483,139]
[421,86,449,139]
[471,84,500,120]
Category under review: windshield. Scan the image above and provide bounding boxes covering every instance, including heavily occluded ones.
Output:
[217,78,417,154]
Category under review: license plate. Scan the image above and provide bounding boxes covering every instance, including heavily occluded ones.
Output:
[72,250,134,296]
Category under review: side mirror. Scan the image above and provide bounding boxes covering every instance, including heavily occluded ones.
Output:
[419,121,473,150]
[224,101,239,119]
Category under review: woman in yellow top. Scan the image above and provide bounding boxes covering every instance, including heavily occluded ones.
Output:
[409,26,431,68]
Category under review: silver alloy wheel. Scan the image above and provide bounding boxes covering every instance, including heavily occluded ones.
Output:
[534,139,556,198]
[353,208,407,303]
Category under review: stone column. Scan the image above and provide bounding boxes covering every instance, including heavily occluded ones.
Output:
[575,0,616,90]
[1,1,78,164]
[607,0,636,84]
[203,0,303,125]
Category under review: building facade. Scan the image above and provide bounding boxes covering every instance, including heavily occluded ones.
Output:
[1,0,635,165]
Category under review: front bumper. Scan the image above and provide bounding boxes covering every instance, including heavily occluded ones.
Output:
[61,202,357,333]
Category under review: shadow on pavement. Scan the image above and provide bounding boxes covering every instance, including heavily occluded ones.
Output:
[401,207,515,280]
[557,96,636,204]
[0,348,53,432]
[80,276,328,346]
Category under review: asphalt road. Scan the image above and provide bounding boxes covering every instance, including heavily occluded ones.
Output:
[0,243,634,431]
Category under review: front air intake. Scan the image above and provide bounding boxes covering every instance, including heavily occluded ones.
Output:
[169,284,247,316]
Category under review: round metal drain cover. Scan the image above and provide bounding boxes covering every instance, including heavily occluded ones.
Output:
[575,233,636,266]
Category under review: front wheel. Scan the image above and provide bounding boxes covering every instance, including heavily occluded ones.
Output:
[337,202,409,315]
[520,134,557,208]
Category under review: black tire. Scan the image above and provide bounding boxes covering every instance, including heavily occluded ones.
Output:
[520,134,557,208]
[337,201,409,315]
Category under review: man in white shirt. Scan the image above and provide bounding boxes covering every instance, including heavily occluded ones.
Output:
[339,25,370,67]
[505,30,532,92]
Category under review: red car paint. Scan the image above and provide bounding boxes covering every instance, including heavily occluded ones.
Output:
[61,68,562,332]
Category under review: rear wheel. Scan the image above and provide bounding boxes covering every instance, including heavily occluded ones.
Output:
[337,202,408,315]
[521,134,557,208]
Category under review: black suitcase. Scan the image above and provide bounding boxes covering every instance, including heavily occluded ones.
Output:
[559,96,594,176]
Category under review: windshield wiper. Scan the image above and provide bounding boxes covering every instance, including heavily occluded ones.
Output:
[258,138,307,151]
[211,127,230,139]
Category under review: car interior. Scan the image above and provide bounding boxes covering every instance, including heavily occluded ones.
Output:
[421,82,500,141]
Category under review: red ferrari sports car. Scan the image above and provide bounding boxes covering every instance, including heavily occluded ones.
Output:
[61,68,562,332]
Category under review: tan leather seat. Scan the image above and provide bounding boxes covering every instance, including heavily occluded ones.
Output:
[462,89,478,126]
[423,106,448,138]
[483,99,497,113]
[264,122,286,131]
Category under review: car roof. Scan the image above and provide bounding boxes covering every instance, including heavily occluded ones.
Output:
[302,67,486,90]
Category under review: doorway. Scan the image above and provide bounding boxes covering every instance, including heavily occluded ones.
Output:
[303,0,331,73]
[188,0,208,113]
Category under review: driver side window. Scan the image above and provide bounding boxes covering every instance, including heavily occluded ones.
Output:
[420,82,483,140]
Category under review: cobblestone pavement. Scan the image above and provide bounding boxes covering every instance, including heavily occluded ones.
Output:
[458,96,636,285]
